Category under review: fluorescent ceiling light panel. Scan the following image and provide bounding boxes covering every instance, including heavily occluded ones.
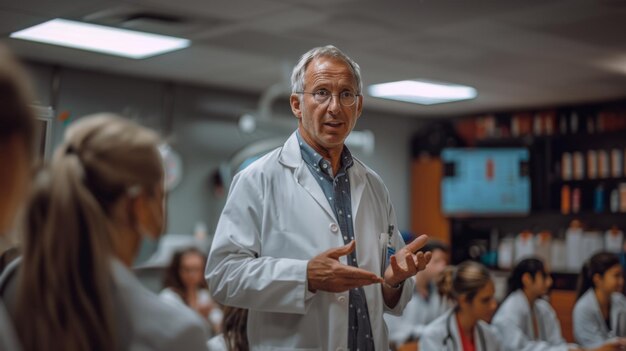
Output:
[368,80,477,105]
[10,18,190,59]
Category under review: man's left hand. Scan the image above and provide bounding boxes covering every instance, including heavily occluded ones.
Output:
[383,234,431,287]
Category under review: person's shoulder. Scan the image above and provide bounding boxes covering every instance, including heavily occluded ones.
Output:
[500,291,528,313]
[207,334,227,351]
[611,292,626,307]
[227,147,284,195]
[112,261,209,348]
[573,290,594,314]
[234,147,283,178]
[421,312,448,339]
[477,320,501,342]
[158,287,184,304]
[535,296,556,313]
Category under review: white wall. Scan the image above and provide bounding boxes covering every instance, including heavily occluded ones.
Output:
[25,61,424,237]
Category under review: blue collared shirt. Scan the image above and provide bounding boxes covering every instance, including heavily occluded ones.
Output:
[297,131,375,351]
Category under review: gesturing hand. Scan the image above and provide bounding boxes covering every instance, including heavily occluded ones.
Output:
[383,234,431,287]
[307,240,383,293]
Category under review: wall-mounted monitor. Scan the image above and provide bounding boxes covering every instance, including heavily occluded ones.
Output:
[441,148,530,216]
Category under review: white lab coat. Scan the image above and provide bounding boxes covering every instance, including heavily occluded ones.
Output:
[492,290,573,351]
[384,283,451,344]
[206,132,414,351]
[159,287,223,334]
[207,334,227,351]
[419,309,503,351]
[0,258,210,351]
[573,289,626,348]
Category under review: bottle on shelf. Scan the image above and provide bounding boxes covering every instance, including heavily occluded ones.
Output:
[587,150,598,179]
[565,220,583,272]
[620,183,626,213]
[594,184,605,213]
[561,185,571,215]
[599,150,610,179]
[611,148,623,178]
[562,152,572,180]
[573,152,585,180]
[611,188,620,213]
[572,187,581,214]
[605,226,624,254]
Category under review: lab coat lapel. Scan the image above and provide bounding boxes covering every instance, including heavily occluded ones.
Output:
[294,163,336,220]
[589,289,611,335]
[279,132,336,220]
[350,165,366,221]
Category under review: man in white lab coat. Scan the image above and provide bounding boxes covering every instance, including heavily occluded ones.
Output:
[206,45,431,351]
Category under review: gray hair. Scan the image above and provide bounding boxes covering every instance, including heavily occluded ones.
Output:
[291,45,362,95]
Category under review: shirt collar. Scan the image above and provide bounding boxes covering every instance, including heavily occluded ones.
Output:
[296,131,354,177]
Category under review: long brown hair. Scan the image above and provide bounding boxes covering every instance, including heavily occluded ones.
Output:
[14,113,162,351]
[162,247,208,304]
[222,306,249,351]
[0,44,35,150]
[577,252,620,300]
[0,45,36,237]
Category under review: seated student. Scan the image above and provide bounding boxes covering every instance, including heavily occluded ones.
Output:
[493,257,621,351]
[207,306,248,351]
[0,44,36,351]
[1,114,209,351]
[419,261,503,351]
[574,252,626,349]
[384,240,452,345]
[161,247,223,334]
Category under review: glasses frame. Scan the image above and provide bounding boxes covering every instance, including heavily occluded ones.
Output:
[296,90,361,107]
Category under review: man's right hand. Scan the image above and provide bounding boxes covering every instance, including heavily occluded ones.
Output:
[307,240,383,293]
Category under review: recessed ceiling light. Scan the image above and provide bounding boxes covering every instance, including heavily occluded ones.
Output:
[368,79,477,105]
[10,18,190,59]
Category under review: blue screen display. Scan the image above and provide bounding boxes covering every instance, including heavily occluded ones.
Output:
[441,148,530,216]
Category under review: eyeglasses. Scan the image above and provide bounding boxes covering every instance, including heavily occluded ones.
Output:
[297,89,360,107]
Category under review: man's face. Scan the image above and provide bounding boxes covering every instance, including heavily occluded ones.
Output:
[290,56,363,155]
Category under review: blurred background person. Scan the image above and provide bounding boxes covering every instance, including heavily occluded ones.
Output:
[207,306,248,351]
[0,44,36,351]
[574,252,626,349]
[1,114,209,351]
[384,240,451,347]
[0,44,35,241]
[161,247,223,335]
[493,257,622,351]
[419,260,502,351]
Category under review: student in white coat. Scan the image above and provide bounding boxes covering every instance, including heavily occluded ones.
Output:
[492,257,621,351]
[420,261,502,351]
[574,252,626,349]
[206,45,431,351]
[2,114,209,351]
[384,240,452,346]
[0,44,36,351]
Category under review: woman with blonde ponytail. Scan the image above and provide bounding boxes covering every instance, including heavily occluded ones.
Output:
[2,114,209,351]
[419,261,502,351]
